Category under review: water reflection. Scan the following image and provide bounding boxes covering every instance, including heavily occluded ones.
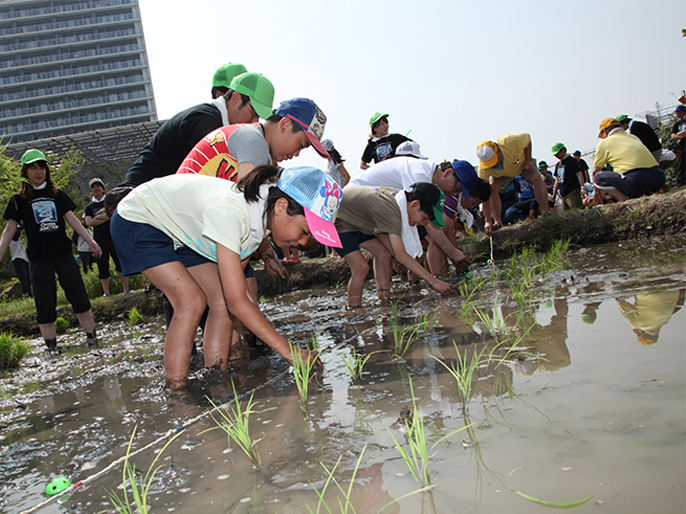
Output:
[615,289,684,345]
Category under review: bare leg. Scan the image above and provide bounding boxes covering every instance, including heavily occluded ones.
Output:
[187,262,232,370]
[76,309,95,334]
[38,322,56,341]
[119,273,130,293]
[100,277,110,296]
[603,187,628,202]
[143,262,207,389]
[361,238,393,303]
[343,250,369,308]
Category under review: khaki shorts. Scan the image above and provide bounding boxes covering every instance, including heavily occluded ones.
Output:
[562,189,583,210]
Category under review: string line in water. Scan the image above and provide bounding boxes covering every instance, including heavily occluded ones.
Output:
[18,369,292,514]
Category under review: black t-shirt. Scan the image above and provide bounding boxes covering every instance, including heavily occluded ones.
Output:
[629,120,662,153]
[554,155,581,197]
[3,189,76,261]
[123,103,223,187]
[84,197,111,242]
[361,133,411,164]
[672,119,686,152]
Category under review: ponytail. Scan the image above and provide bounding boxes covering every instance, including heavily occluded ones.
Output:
[235,165,279,203]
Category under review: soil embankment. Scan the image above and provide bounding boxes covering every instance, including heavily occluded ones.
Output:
[1,189,684,337]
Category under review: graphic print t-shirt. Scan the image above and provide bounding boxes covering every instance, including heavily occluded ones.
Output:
[176,124,271,181]
[3,189,76,261]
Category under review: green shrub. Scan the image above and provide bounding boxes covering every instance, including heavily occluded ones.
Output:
[127,306,144,325]
[0,332,31,369]
[54,317,69,334]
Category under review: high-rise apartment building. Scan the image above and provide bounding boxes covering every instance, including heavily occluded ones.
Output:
[0,0,157,145]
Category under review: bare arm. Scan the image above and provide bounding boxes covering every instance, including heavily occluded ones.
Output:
[257,237,287,280]
[236,162,257,182]
[217,244,311,364]
[360,160,369,170]
[522,142,536,173]
[0,219,19,261]
[387,234,455,294]
[85,212,110,227]
[65,211,101,257]
[671,129,686,141]
[424,222,470,271]
[337,163,351,187]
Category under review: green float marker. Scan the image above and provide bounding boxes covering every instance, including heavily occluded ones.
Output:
[45,476,71,495]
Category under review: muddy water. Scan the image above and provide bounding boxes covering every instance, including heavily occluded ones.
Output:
[1,237,684,514]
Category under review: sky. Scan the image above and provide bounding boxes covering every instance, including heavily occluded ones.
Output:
[137,0,685,177]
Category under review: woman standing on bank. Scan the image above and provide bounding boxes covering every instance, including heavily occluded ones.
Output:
[0,150,102,353]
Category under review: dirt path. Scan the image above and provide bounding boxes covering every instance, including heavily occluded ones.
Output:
[2,189,684,337]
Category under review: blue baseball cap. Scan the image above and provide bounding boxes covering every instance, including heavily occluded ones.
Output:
[274,98,329,158]
[451,160,477,202]
[277,166,342,248]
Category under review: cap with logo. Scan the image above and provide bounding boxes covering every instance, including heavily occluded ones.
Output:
[228,72,274,120]
[21,149,47,165]
[395,141,427,159]
[212,62,247,88]
[450,160,477,202]
[410,182,446,228]
[274,98,329,158]
[277,166,342,248]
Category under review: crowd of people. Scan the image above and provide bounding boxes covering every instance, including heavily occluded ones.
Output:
[0,61,683,389]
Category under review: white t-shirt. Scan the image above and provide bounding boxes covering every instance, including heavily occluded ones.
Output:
[117,174,268,261]
[349,156,436,190]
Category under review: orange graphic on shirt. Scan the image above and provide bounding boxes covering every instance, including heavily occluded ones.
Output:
[197,154,239,181]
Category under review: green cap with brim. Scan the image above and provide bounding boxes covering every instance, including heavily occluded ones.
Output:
[212,62,247,88]
[369,112,389,128]
[228,72,274,120]
[551,142,565,155]
[411,182,446,228]
[21,149,47,165]
[616,114,629,123]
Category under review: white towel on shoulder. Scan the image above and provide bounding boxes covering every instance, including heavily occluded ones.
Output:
[394,190,423,259]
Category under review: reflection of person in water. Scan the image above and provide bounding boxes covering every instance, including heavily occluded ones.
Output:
[616,289,684,345]
[516,289,571,376]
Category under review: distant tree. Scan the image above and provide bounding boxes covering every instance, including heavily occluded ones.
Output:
[655,113,680,188]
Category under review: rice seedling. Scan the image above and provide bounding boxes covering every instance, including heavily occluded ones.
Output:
[0,332,30,369]
[386,301,424,360]
[54,316,69,334]
[127,306,144,326]
[290,338,321,413]
[206,381,261,468]
[507,467,591,508]
[307,445,434,514]
[105,425,184,514]
[339,347,380,385]
[387,378,470,487]
[432,342,491,410]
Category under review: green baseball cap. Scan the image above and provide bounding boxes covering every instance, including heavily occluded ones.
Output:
[551,142,565,155]
[212,62,247,88]
[228,72,274,119]
[369,112,389,128]
[21,149,47,165]
[616,114,629,122]
[411,182,446,228]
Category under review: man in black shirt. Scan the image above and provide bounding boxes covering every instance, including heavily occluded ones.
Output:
[617,114,662,163]
[551,142,584,210]
[572,150,590,183]
[671,105,686,187]
[122,71,274,187]
[85,178,129,296]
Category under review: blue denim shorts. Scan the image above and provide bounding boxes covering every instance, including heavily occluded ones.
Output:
[334,231,377,258]
[110,211,213,276]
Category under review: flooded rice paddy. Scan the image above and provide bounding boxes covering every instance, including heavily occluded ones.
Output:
[1,236,684,514]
